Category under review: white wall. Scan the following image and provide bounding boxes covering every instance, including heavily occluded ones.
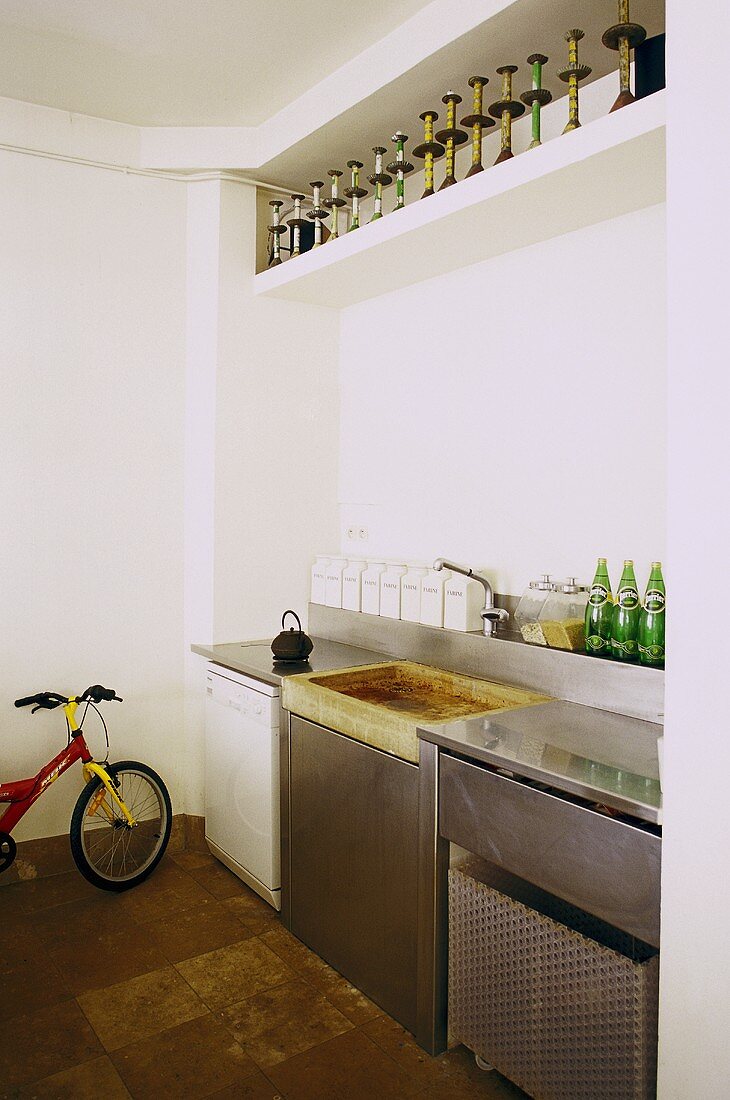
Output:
[0,149,188,841]
[339,204,666,594]
[212,182,340,642]
[658,1,730,1095]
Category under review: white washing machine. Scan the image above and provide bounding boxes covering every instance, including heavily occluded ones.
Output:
[204,663,281,909]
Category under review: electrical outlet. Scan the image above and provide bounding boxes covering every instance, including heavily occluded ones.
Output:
[358,527,368,540]
[346,525,357,540]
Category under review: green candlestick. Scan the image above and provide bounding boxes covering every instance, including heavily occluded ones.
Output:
[367,147,392,221]
[343,161,368,231]
[520,54,552,149]
[322,170,346,240]
[386,132,414,210]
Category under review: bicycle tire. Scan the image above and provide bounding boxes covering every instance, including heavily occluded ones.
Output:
[69,760,172,891]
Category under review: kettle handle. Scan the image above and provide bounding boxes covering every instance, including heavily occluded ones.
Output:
[282,609,303,633]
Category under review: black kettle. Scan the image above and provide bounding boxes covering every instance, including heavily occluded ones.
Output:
[271,610,314,663]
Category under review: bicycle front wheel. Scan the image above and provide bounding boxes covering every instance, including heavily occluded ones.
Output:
[70,760,172,891]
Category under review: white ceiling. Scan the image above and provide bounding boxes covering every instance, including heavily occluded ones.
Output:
[0,0,435,126]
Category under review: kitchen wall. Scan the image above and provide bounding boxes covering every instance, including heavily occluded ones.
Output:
[212,183,340,645]
[0,147,188,841]
[338,202,666,595]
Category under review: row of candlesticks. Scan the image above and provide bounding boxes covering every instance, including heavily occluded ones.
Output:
[268,4,648,266]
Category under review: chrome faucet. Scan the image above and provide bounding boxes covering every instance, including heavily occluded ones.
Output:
[433,557,509,637]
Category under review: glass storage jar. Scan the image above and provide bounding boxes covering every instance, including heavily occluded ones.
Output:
[514,575,554,645]
[539,578,589,651]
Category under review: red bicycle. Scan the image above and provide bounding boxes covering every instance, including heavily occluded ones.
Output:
[0,685,171,890]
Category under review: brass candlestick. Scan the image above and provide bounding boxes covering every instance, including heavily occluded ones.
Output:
[307,181,330,248]
[435,92,468,189]
[602,1,647,111]
[343,160,368,231]
[386,133,414,210]
[322,170,346,240]
[412,110,444,198]
[557,30,591,133]
[488,66,525,164]
[368,147,392,221]
[267,199,286,266]
[460,76,496,176]
[287,193,306,257]
[520,54,552,148]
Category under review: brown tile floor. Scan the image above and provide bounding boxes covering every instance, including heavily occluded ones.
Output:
[0,852,528,1100]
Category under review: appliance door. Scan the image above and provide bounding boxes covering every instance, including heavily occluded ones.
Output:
[205,670,280,893]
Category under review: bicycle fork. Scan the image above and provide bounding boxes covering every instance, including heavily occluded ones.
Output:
[82,763,137,827]
[62,697,136,829]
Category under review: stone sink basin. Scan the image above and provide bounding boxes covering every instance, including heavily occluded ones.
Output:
[282,661,551,764]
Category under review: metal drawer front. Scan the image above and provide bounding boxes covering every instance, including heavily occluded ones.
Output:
[439,754,660,946]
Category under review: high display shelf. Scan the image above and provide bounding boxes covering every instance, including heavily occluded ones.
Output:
[254,90,664,309]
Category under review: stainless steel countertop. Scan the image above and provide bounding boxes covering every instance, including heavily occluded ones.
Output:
[418,700,662,825]
[193,633,662,825]
[191,638,394,687]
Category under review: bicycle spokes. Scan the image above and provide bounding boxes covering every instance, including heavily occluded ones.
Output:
[79,769,165,883]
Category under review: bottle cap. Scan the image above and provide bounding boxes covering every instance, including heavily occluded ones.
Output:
[624,559,634,565]
[651,561,662,567]
[598,557,607,563]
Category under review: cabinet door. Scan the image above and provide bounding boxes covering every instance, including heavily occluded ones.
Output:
[290,716,419,1032]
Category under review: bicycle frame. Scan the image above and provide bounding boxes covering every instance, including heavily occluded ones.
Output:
[0,698,136,835]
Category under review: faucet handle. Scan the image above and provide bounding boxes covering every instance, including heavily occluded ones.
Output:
[481,606,510,635]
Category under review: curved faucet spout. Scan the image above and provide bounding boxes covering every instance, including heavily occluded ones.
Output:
[432,557,508,637]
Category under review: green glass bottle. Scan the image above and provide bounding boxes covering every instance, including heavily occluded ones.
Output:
[638,561,666,668]
[585,558,613,657]
[611,559,640,661]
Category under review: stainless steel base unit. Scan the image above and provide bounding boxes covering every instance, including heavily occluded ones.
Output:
[448,865,659,1100]
[440,753,661,946]
[288,715,419,1033]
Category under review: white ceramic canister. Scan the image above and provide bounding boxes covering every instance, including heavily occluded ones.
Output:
[401,566,429,623]
[443,574,485,632]
[361,562,387,615]
[379,563,408,619]
[325,558,348,608]
[419,568,451,628]
[342,559,367,612]
[310,556,329,604]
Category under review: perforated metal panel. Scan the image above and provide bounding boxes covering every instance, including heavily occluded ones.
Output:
[448,867,659,1100]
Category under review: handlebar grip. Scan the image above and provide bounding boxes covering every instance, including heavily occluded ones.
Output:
[15,694,40,708]
[81,685,121,704]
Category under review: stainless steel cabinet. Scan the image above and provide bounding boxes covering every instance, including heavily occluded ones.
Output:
[440,753,661,946]
[288,715,419,1032]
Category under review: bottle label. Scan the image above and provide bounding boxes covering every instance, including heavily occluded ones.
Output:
[639,642,665,660]
[643,588,666,614]
[612,638,638,656]
[586,633,608,653]
[588,583,610,607]
[617,585,639,609]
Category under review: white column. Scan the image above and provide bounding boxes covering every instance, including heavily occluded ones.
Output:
[659,3,730,1096]
[183,180,220,818]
